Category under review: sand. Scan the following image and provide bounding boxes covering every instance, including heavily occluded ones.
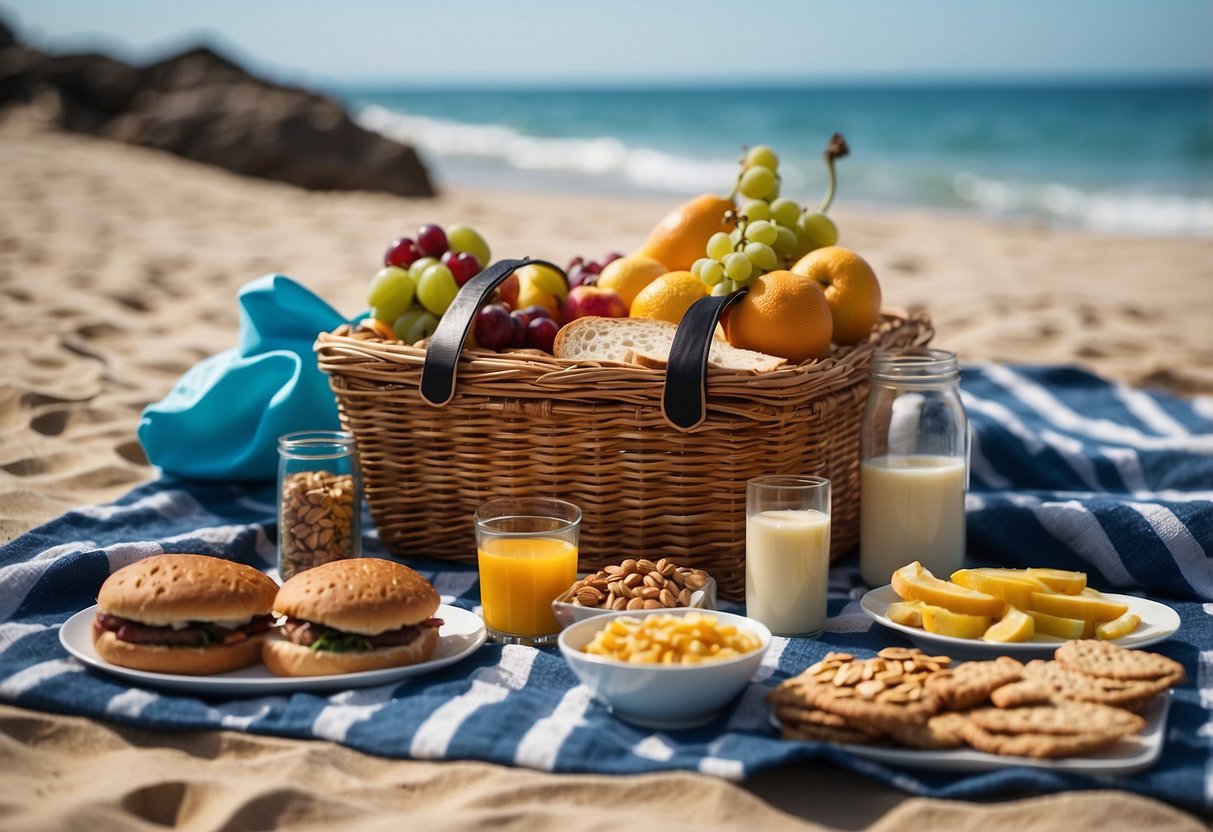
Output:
[2,110,1211,829]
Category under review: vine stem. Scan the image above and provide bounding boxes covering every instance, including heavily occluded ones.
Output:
[819,133,850,214]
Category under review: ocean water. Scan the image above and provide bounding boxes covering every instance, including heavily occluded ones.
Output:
[339,83,1213,237]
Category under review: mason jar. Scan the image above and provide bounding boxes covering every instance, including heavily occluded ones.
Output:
[277,430,361,581]
[859,349,968,587]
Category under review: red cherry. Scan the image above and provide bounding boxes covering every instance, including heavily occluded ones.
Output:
[527,317,559,353]
[416,224,448,258]
[384,237,421,269]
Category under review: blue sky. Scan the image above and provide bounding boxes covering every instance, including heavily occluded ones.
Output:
[2,0,1211,86]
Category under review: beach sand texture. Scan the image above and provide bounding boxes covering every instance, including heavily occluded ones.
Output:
[2,114,1211,830]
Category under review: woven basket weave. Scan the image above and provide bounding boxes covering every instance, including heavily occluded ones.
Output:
[316,310,931,600]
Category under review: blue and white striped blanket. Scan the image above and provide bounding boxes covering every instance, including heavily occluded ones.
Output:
[1,364,1210,811]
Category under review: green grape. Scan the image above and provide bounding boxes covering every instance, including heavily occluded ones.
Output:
[711,279,737,297]
[739,198,771,222]
[446,223,491,266]
[699,259,725,286]
[773,225,799,260]
[770,198,801,228]
[416,263,459,315]
[744,145,780,171]
[798,212,840,248]
[744,241,778,271]
[690,257,711,278]
[367,266,415,322]
[408,256,438,282]
[706,232,733,261]
[737,165,777,200]
[722,252,752,282]
[393,307,440,344]
[746,220,778,246]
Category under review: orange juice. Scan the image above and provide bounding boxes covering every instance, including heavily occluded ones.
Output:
[477,536,578,637]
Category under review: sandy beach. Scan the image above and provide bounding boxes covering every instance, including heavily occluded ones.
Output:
[1,113,1211,830]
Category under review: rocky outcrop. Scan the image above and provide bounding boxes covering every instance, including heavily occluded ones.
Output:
[0,25,435,197]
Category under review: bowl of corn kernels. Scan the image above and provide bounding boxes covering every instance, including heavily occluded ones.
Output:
[557,608,770,729]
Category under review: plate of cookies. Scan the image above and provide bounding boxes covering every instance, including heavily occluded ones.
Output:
[769,642,1184,772]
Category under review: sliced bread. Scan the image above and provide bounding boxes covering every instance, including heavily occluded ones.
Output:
[552,317,787,373]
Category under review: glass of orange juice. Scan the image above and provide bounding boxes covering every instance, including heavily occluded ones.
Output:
[474,497,581,646]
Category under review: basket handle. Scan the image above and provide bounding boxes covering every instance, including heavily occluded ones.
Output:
[421,257,565,406]
[662,288,749,431]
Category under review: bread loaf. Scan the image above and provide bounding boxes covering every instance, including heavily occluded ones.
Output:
[552,317,786,373]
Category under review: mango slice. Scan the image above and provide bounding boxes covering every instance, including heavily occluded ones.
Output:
[1026,568,1087,595]
[982,606,1036,643]
[1028,591,1110,622]
[922,604,993,640]
[1079,588,1132,622]
[887,599,925,628]
[1096,611,1142,640]
[952,568,1049,610]
[1027,609,1090,639]
[891,562,1006,617]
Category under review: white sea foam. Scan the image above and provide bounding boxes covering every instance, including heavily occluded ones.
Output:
[356,104,735,194]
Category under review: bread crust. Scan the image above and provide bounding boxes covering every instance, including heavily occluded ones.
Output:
[261,627,439,677]
[97,554,278,626]
[92,629,266,675]
[272,558,440,635]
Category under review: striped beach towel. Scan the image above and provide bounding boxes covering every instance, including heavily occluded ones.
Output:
[1,364,1210,811]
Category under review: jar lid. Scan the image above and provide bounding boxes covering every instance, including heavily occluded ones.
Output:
[870,348,959,383]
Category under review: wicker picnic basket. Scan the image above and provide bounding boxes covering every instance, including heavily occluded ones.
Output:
[315,259,932,600]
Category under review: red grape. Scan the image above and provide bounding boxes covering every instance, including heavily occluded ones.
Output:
[416,224,448,258]
[442,250,481,286]
[474,304,514,350]
[582,261,603,275]
[384,237,421,269]
[520,304,553,321]
[508,310,528,345]
[527,317,559,353]
[602,252,625,265]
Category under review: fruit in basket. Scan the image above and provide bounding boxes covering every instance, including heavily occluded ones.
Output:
[722,271,832,363]
[384,237,422,269]
[527,316,560,352]
[516,263,569,300]
[473,304,515,350]
[629,271,707,324]
[563,285,627,322]
[790,246,881,345]
[367,266,416,322]
[447,223,491,266]
[635,194,736,272]
[416,263,460,315]
[416,224,448,258]
[516,280,561,321]
[597,255,667,309]
[567,252,624,289]
[797,212,839,249]
[442,250,482,286]
[393,307,439,344]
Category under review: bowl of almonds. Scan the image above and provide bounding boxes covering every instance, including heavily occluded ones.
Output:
[551,558,717,630]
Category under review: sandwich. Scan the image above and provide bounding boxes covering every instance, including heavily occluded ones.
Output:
[92,553,279,675]
[263,557,443,677]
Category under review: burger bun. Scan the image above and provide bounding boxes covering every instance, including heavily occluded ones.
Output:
[92,630,267,676]
[261,627,439,677]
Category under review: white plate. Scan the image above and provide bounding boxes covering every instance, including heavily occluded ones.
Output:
[859,585,1180,659]
[59,604,486,696]
[773,691,1170,773]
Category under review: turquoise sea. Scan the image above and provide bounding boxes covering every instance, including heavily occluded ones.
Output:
[339,83,1213,237]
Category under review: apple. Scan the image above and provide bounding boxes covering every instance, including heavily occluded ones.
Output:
[789,246,881,345]
[562,285,627,322]
[497,274,519,309]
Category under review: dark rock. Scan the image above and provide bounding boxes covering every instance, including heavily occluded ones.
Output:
[0,17,15,51]
[0,18,434,197]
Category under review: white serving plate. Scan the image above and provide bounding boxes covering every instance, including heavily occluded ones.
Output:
[859,585,1180,660]
[773,690,1170,774]
[59,604,486,696]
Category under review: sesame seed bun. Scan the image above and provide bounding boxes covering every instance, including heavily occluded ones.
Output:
[271,558,440,634]
[96,554,279,627]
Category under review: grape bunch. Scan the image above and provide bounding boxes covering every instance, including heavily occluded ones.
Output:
[691,136,848,295]
[366,222,491,343]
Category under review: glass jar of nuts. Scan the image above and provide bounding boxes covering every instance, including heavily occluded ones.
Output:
[277,430,361,581]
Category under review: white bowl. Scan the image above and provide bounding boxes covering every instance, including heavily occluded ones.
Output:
[558,608,771,730]
[551,576,717,629]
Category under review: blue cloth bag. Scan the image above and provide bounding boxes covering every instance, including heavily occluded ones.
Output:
[137,274,349,480]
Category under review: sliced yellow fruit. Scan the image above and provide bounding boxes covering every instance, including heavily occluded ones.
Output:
[1028,591,1109,622]
[951,569,1049,610]
[891,562,1006,617]
[922,604,993,640]
[982,606,1036,643]
[1027,609,1089,640]
[1079,588,1131,622]
[887,599,925,628]
[1096,611,1142,640]
[1026,568,1087,595]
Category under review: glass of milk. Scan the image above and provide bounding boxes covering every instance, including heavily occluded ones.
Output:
[745,476,831,638]
[859,349,968,587]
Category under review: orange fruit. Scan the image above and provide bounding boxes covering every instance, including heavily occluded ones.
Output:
[596,255,668,309]
[789,246,881,346]
[723,270,832,363]
[636,193,736,271]
[629,271,708,324]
